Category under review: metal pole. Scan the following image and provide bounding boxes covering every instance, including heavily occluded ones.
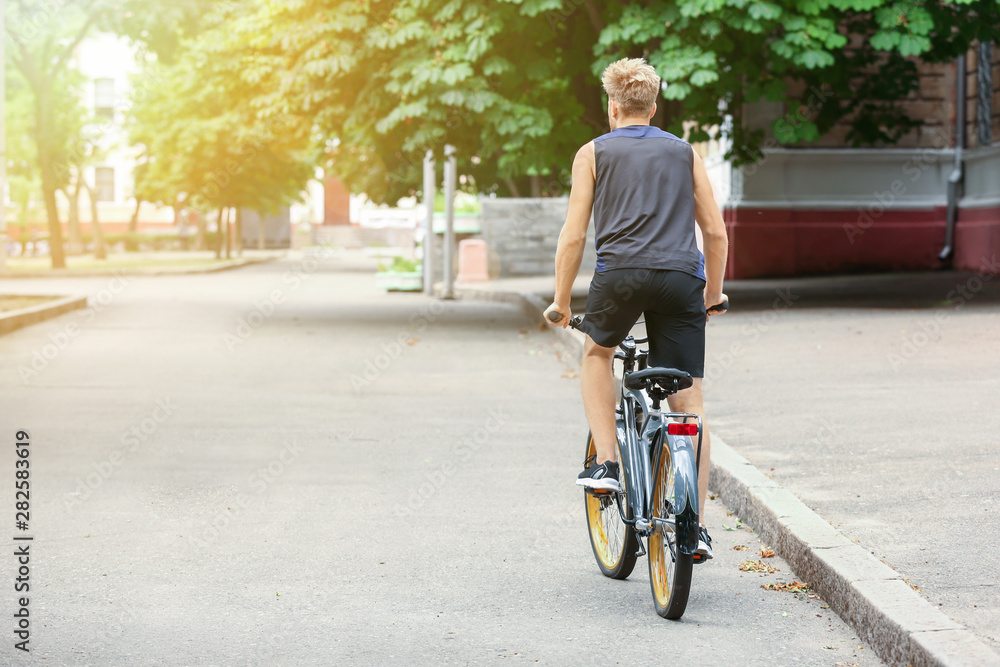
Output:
[940,53,966,263]
[1,0,7,272]
[978,41,993,147]
[443,144,456,299]
[422,149,435,295]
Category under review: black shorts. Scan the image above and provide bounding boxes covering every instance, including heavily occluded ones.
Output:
[577,268,707,377]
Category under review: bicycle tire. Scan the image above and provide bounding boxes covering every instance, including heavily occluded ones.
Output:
[583,432,639,580]
[648,438,694,619]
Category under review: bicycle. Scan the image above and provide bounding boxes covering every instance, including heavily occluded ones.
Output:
[555,309,724,619]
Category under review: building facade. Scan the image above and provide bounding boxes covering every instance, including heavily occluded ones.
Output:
[709,44,999,278]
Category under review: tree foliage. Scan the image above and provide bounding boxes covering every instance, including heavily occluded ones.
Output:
[122,0,1000,203]
[125,4,316,221]
[597,0,1000,162]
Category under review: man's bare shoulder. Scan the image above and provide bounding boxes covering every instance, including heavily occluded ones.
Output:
[690,143,704,165]
[573,141,595,178]
[574,141,595,162]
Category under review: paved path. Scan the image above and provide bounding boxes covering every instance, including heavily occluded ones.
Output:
[700,270,1000,655]
[0,255,877,665]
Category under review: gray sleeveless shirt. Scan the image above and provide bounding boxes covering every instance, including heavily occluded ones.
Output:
[591,125,705,280]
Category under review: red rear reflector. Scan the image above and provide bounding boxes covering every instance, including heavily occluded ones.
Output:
[667,423,698,436]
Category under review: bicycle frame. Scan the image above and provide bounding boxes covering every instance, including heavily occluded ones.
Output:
[612,337,703,557]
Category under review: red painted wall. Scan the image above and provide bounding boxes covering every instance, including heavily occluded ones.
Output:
[724,204,1000,279]
[954,206,1000,273]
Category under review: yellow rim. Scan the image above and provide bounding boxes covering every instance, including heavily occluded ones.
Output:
[585,437,626,570]
[649,444,675,607]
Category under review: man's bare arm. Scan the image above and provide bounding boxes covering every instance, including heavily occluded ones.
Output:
[545,142,595,327]
[692,148,729,313]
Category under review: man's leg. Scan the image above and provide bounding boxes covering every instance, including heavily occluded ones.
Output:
[666,378,711,517]
[582,336,618,464]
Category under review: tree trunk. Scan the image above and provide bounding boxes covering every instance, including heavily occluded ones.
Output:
[65,183,83,255]
[225,206,232,260]
[214,208,225,259]
[82,181,107,260]
[39,157,67,269]
[530,174,542,198]
[24,50,67,269]
[258,212,266,250]
[129,199,142,233]
[172,203,184,250]
[234,207,243,257]
[195,209,207,250]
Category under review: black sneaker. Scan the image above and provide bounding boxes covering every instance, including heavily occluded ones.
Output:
[576,456,620,492]
[693,526,713,563]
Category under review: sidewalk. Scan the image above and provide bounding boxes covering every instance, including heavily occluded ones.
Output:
[458,269,1000,667]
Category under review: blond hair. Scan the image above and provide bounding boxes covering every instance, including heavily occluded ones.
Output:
[601,57,661,117]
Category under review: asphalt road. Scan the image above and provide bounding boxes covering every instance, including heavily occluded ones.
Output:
[1,254,878,665]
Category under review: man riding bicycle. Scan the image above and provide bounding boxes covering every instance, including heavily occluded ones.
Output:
[543,57,729,563]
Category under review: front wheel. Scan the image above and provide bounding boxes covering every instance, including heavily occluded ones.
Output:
[648,439,694,619]
[583,432,638,579]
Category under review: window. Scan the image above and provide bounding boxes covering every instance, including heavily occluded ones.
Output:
[95,167,115,203]
[94,78,115,118]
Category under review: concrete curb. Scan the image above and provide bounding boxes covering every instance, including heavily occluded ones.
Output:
[0,295,88,337]
[459,285,1000,667]
[0,255,276,279]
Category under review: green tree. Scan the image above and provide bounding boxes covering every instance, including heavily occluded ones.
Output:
[211,0,602,202]
[597,0,1000,163]
[126,7,316,258]
[121,0,999,206]
[5,0,105,268]
[4,59,44,244]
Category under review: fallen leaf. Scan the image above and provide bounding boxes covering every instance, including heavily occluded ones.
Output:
[405,337,419,346]
[760,546,775,558]
[732,545,749,552]
[561,371,578,379]
[739,560,779,574]
[761,581,811,593]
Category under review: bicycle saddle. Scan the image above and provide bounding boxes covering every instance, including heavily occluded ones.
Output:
[624,367,693,394]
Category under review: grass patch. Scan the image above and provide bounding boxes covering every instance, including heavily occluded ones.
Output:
[3,253,249,273]
[0,295,60,313]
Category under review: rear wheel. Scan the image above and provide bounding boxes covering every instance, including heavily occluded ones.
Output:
[648,439,694,619]
[583,432,638,579]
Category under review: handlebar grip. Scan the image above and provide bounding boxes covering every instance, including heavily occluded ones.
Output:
[547,311,562,322]
[708,300,729,313]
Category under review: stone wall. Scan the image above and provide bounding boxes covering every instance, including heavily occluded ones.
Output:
[479,198,596,277]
